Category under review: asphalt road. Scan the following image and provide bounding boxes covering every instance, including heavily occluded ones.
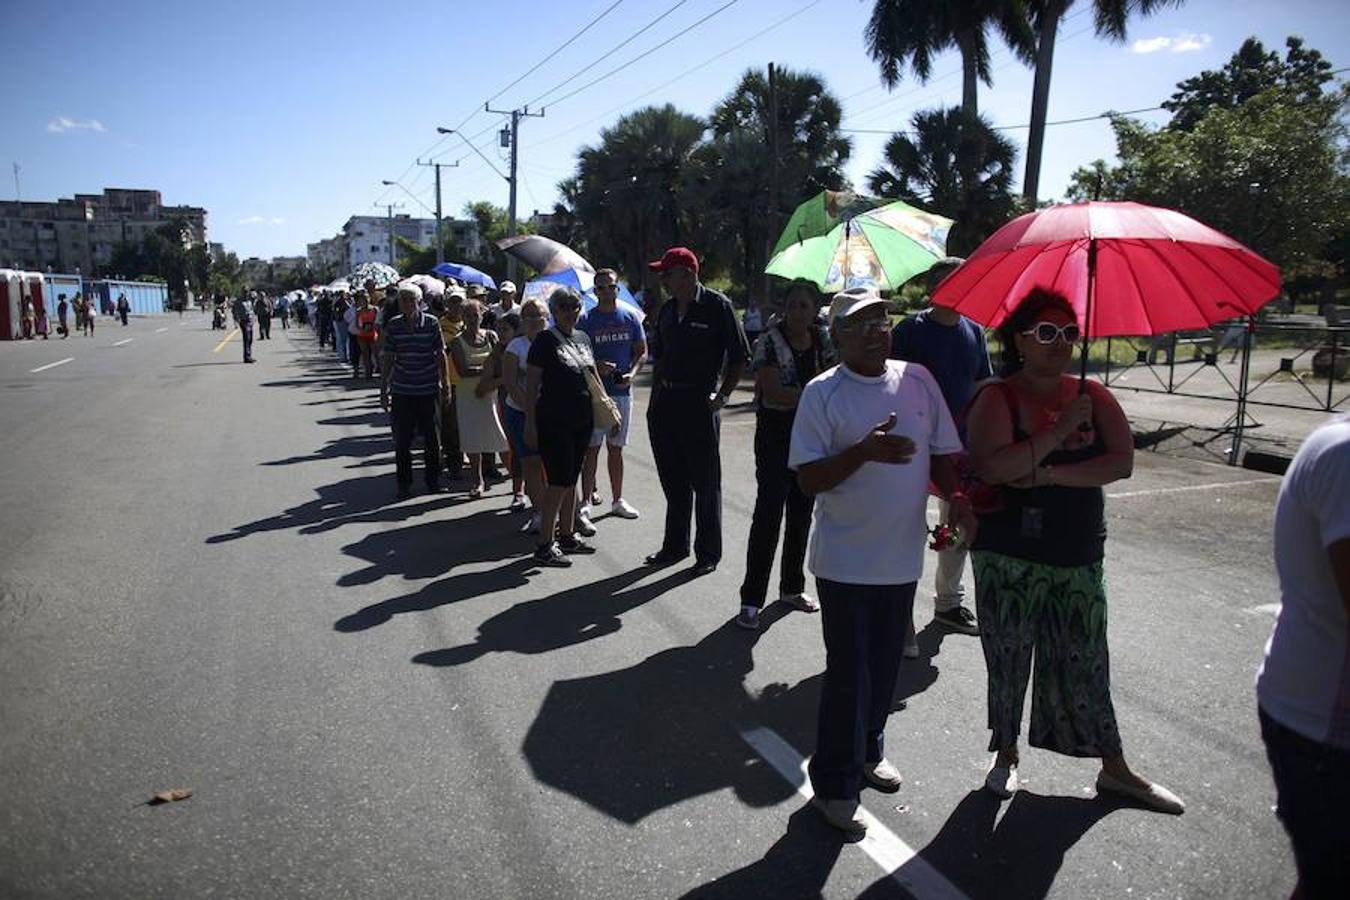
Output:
[0,314,1302,899]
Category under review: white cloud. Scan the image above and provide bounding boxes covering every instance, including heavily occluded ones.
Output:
[47,116,106,134]
[237,216,286,226]
[1171,33,1213,52]
[1131,33,1212,54]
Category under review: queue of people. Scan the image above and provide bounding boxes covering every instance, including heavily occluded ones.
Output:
[312,248,1208,844]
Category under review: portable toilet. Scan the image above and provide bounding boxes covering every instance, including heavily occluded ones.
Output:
[0,269,20,340]
[23,272,49,336]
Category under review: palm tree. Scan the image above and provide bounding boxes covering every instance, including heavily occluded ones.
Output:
[569,104,708,290]
[1021,0,1183,203]
[867,107,1018,255]
[865,0,1036,121]
[706,66,852,306]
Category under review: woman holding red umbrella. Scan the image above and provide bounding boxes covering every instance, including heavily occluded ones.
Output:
[965,288,1185,814]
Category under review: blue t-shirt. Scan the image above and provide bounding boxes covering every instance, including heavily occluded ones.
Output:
[889,309,992,418]
[577,304,646,396]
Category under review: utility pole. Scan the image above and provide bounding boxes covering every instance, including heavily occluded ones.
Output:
[12,162,20,202]
[374,202,404,268]
[483,103,544,284]
[765,62,780,313]
[416,158,459,266]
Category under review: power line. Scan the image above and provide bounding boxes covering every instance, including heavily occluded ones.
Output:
[371,0,629,208]
[543,0,744,110]
[838,105,1166,136]
[522,0,694,110]
[525,0,822,151]
[489,0,629,107]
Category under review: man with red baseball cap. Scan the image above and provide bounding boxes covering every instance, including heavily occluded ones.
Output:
[643,246,751,575]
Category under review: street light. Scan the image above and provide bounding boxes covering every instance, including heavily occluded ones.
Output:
[380,179,436,217]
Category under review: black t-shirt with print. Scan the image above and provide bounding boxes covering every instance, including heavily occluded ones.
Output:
[527,328,594,423]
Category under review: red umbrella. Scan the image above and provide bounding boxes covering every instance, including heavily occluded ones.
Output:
[932,201,1282,380]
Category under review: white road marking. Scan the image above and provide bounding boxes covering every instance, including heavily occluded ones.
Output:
[156,327,168,333]
[1106,478,1277,499]
[113,338,133,347]
[30,357,74,373]
[740,726,968,900]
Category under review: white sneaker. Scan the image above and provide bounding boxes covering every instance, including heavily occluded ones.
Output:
[610,498,640,519]
[589,490,603,507]
[780,592,819,613]
[864,758,903,792]
[576,506,597,537]
[521,512,541,535]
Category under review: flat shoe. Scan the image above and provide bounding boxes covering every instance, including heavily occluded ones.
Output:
[864,758,903,793]
[1096,772,1185,815]
[985,759,1019,799]
[810,796,866,836]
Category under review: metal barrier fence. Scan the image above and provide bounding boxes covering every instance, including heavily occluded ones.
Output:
[1088,319,1347,463]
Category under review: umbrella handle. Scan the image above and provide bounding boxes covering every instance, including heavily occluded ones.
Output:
[1077,239,1096,429]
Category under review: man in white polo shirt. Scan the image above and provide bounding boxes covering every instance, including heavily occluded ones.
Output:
[789,286,975,836]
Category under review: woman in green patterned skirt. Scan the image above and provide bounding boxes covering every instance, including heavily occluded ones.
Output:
[964,288,1184,814]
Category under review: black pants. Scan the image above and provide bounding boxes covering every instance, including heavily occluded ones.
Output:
[318,315,331,347]
[1260,706,1350,898]
[740,409,813,608]
[279,313,288,330]
[349,333,361,376]
[648,388,723,563]
[258,315,271,339]
[241,321,254,361]
[809,579,915,802]
[391,393,441,487]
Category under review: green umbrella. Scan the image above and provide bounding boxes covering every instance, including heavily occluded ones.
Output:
[766,190,953,293]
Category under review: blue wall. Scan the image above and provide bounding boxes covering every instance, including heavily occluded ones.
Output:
[90,279,170,315]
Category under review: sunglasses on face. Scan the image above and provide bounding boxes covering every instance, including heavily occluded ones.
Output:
[838,317,891,335]
[1021,321,1081,344]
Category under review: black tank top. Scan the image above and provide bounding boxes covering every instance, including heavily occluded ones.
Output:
[971,383,1107,568]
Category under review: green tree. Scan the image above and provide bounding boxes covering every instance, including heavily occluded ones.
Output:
[1066,73,1349,284]
[568,104,709,291]
[208,251,245,299]
[867,107,1018,255]
[1162,36,1336,131]
[865,0,1035,120]
[1021,1,1182,204]
[702,66,852,307]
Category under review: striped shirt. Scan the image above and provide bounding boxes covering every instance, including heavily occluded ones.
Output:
[383,312,445,396]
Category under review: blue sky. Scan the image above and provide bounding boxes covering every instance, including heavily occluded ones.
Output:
[5,0,1346,261]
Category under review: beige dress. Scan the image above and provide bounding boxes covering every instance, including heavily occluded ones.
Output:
[454,333,508,453]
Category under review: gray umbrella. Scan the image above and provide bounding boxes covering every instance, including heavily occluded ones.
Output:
[496,234,593,276]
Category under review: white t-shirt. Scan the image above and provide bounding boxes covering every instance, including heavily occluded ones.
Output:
[503,335,532,412]
[344,307,358,335]
[789,360,962,585]
[1257,414,1350,749]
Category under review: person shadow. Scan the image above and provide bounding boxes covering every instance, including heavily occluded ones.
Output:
[411,565,705,667]
[456,608,824,827]
[892,621,947,711]
[206,473,458,542]
[873,789,1126,899]
[681,788,1123,900]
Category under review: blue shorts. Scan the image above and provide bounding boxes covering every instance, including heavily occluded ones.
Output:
[502,405,538,458]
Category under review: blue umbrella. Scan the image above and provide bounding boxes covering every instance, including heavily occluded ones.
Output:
[523,268,641,315]
[431,262,497,290]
